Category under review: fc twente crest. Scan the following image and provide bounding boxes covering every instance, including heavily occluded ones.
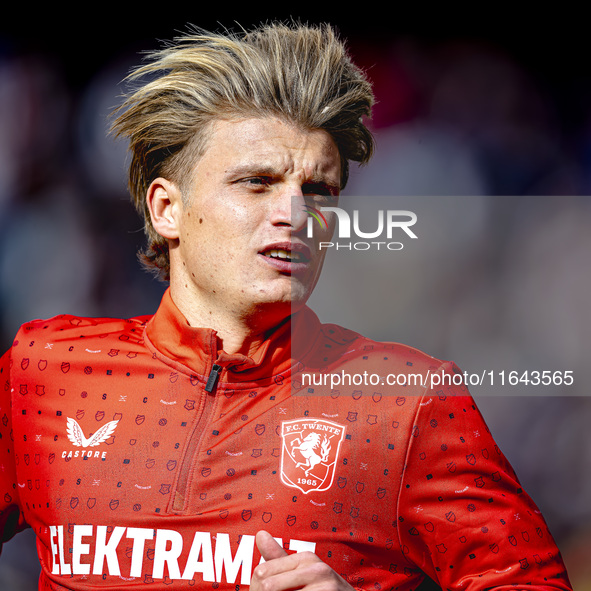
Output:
[280,418,346,494]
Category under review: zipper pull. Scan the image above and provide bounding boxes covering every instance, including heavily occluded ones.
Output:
[205,364,223,393]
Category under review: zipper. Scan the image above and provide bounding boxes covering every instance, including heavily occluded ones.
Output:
[172,364,223,512]
[205,364,222,392]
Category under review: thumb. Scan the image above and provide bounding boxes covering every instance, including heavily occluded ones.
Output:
[256,530,288,562]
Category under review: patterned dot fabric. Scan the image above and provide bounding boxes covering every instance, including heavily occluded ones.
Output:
[0,289,572,589]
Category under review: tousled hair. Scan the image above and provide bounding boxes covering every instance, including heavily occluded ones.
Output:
[110,22,375,280]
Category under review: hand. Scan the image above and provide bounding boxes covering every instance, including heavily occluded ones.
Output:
[250,530,355,591]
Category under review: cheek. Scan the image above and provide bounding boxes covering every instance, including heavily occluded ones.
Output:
[181,204,258,268]
[311,214,337,246]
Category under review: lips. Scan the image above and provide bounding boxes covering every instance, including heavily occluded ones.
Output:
[259,242,312,274]
[262,248,308,263]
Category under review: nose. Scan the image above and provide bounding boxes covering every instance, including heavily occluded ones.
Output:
[269,187,308,232]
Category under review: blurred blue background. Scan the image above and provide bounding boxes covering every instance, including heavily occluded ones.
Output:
[0,9,589,589]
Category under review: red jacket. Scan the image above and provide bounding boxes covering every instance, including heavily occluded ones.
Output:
[0,289,572,590]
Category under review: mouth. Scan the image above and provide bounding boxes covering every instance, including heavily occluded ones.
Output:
[259,243,312,274]
[262,248,307,263]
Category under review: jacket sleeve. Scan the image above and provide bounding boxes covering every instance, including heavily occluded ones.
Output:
[396,362,572,590]
[0,347,27,551]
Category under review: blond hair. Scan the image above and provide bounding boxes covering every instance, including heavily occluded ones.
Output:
[111,22,374,280]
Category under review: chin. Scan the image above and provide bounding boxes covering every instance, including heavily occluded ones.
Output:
[260,280,311,306]
[251,294,308,324]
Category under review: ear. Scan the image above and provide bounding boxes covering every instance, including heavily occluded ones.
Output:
[146,177,183,240]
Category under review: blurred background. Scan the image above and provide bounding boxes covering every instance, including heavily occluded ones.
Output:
[0,8,589,590]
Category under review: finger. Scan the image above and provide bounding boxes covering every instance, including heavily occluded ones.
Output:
[254,555,341,591]
[256,530,288,562]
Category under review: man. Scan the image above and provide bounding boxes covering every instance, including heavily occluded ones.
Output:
[0,22,572,591]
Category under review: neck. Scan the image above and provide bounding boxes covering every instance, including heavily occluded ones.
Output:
[168,284,293,356]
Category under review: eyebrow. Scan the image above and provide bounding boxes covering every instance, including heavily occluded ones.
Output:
[223,164,340,191]
[223,164,279,179]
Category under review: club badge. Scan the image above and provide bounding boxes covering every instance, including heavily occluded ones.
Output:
[280,418,346,494]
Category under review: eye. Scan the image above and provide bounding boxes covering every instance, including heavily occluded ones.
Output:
[303,183,339,206]
[241,176,271,188]
[303,182,338,197]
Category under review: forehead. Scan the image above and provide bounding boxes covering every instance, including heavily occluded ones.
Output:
[195,117,342,182]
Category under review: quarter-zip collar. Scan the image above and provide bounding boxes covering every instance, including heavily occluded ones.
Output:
[144,288,322,383]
